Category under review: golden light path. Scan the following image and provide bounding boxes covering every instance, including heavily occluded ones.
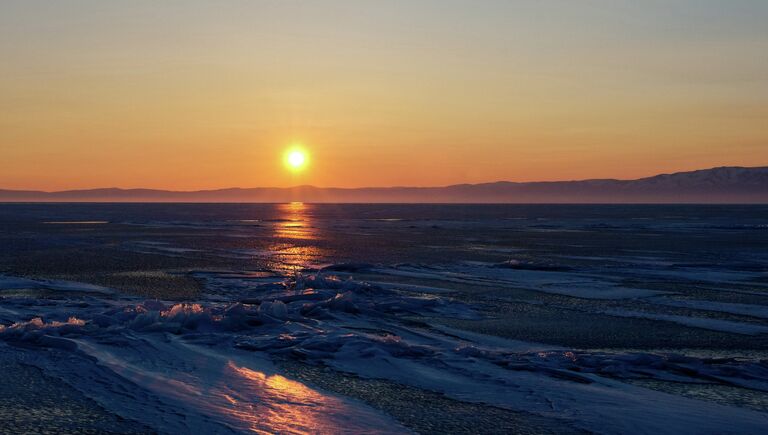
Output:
[269,202,324,274]
[74,337,402,434]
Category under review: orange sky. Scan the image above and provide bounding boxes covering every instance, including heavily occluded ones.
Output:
[1,1,767,190]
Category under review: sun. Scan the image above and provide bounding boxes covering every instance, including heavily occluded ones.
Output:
[284,146,309,172]
[288,151,305,167]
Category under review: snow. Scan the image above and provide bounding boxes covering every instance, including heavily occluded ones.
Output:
[650,298,768,320]
[0,275,115,294]
[2,272,768,433]
[602,309,768,335]
[373,264,670,299]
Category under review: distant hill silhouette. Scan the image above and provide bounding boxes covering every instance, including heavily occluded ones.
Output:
[2,166,766,203]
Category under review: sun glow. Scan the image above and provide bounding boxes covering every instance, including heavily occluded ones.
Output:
[284,147,309,172]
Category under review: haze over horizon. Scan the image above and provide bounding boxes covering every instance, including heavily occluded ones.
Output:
[2,1,768,191]
[1,164,766,192]
[3,166,766,204]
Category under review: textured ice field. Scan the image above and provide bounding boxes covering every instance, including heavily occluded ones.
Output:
[0,204,767,433]
[1,271,767,433]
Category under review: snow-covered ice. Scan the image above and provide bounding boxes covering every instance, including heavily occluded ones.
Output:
[2,272,768,433]
[2,203,768,433]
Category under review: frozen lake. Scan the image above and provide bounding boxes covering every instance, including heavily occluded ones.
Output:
[1,203,767,433]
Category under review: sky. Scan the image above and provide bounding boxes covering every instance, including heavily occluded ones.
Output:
[1,0,767,190]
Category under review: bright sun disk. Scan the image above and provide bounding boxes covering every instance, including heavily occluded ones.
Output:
[284,147,308,171]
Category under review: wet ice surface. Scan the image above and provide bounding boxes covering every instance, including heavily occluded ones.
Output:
[1,203,768,434]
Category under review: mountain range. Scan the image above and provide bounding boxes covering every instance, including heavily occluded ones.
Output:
[1,166,766,203]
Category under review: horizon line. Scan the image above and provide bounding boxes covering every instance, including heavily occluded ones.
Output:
[2,165,765,193]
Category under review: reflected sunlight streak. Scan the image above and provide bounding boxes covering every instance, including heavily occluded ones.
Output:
[225,362,346,434]
[266,202,326,273]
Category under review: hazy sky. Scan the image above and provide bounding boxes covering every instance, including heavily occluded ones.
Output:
[1,0,767,190]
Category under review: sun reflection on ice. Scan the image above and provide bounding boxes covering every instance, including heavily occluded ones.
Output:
[274,202,316,241]
[222,361,370,434]
[71,337,403,434]
[267,202,327,273]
